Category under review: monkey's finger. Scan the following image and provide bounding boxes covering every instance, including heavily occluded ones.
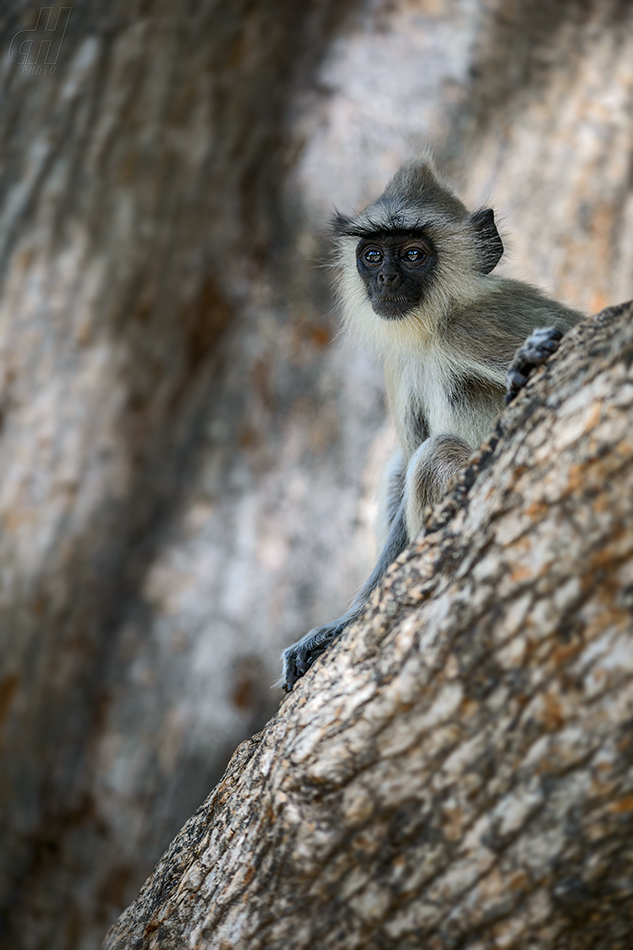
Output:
[281,652,301,691]
[534,339,560,354]
[532,339,560,355]
[296,653,313,676]
[529,326,563,343]
[518,342,555,360]
[507,368,529,391]
[523,348,555,364]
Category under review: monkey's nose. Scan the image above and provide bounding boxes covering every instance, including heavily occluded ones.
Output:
[378,271,401,287]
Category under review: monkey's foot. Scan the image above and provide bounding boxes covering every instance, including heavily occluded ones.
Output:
[505,326,564,403]
[281,619,348,692]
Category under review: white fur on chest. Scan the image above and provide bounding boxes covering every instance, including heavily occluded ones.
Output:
[385,345,493,458]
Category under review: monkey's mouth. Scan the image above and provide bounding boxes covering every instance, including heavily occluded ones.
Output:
[370,295,419,320]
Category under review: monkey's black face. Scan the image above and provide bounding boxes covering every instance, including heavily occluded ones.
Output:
[356,232,435,319]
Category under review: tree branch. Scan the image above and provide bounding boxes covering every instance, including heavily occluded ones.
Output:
[104,302,633,950]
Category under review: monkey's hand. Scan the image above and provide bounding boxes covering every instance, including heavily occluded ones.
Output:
[280,618,350,692]
[505,326,564,403]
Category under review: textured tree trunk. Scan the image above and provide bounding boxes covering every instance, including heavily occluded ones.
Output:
[104,301,633,950]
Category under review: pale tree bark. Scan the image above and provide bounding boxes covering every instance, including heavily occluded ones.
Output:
[104,301,633,950]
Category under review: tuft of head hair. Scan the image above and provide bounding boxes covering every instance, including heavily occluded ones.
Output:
[333,155,469,239]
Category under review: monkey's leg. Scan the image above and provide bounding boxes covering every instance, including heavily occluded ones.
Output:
[505,326,563,403]
[281,502,409,692]
[375,448,406,550]
[404,434,472,538]
[280,438,473,691]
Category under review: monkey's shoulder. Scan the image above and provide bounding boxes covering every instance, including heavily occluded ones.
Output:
[445,277,583,361]
[454,277,581,329]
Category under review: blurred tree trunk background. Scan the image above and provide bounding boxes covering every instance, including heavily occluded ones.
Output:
[0,1,631,947]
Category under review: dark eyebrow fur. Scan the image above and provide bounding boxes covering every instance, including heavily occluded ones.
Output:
[332,210,431,239]
[353,230,434,247]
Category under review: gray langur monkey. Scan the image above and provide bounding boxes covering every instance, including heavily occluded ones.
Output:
[281,155,583,691]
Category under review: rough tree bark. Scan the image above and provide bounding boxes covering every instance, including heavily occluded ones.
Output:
[103,299,633,949]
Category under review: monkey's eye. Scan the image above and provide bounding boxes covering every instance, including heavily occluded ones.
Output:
[362,247,383,265]
[401,246,428,264]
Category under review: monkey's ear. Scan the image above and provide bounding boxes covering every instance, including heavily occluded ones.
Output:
[470,208,504,274]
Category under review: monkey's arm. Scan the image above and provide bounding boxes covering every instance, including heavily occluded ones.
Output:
[505,326,563,403]
[281,503,408,692]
